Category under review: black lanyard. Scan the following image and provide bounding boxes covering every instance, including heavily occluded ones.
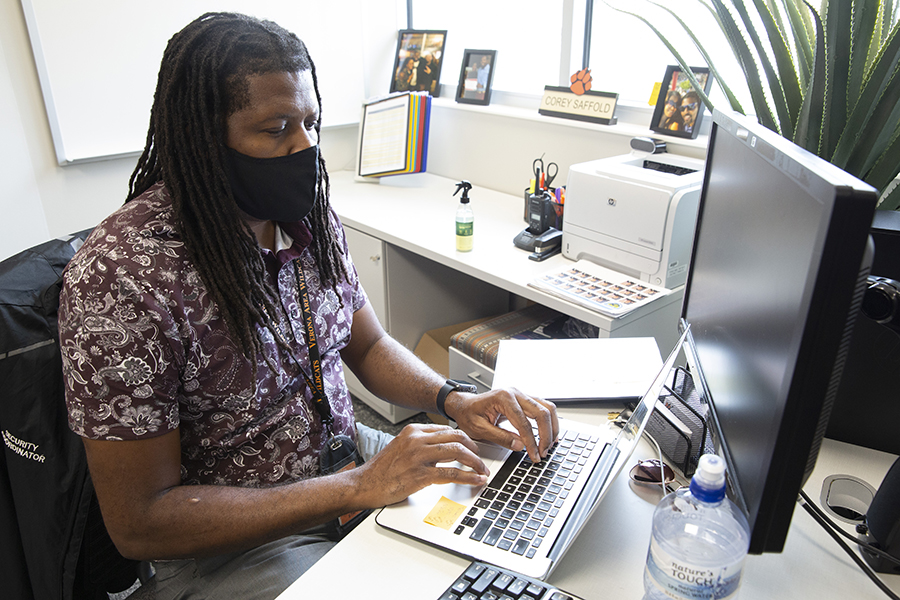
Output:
[292,259,334,435]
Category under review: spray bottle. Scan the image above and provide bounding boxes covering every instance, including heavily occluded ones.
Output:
[454,180,474,252]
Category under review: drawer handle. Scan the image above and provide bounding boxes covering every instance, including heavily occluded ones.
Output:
[369,255,381,263]
[466,371,492,390]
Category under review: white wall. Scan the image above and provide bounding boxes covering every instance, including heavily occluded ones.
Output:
[1,0,136,260]
[0,1,394,262]
[424,100,706,199]
[1,0,706,262]
[0,29,49,254]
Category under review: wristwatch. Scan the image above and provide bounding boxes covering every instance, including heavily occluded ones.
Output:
[436,379,478,421]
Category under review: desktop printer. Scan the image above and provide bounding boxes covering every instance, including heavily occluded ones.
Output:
[562,153,706,289]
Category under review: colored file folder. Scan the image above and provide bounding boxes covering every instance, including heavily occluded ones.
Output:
[357,91,431,177]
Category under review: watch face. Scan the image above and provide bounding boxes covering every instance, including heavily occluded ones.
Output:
[447,380,477,394]
[458,383,478,393]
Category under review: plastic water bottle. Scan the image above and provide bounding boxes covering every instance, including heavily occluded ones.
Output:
[642,454,751,600]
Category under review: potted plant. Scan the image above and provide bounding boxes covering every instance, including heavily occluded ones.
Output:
[606,0,900,208]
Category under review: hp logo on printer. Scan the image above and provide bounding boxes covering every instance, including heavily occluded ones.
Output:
[608,198,616,206]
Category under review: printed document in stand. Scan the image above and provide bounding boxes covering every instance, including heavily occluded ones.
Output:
[490,337,663,401]
[357,91,431,177]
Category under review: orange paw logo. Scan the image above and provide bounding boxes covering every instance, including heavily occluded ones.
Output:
[570,69,592,95]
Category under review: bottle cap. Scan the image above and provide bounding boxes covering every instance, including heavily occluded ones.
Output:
[690,454,727,502]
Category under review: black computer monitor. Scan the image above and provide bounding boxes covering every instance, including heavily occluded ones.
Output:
[681,110,878,554]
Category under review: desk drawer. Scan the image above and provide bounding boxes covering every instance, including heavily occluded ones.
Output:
[449,346,494,393]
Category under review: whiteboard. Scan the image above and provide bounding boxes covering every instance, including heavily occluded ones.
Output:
[21,1,370,165]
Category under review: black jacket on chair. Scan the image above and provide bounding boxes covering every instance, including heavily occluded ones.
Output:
[0,231,138,600]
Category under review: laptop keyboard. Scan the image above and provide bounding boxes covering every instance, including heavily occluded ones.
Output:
[438,560,584,600]
[452,429,600,559]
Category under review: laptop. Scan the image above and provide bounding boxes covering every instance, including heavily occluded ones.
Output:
[375,326,689,580]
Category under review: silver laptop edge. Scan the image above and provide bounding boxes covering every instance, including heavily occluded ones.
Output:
[545,325,690,573]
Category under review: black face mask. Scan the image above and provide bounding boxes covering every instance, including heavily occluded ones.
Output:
[224,145,320,222]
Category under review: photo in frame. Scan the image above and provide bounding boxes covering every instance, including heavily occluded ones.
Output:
[456,49,497,105]
[390,30,448,96]
[649,65,713,139]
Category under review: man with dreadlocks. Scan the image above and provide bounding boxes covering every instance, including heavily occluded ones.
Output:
[57,12,557,598]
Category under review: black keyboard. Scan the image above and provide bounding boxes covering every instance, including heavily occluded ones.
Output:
[453,429,599,559]
[437,561,584,600]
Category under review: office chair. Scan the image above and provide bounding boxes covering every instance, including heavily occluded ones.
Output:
[0,230,148,599]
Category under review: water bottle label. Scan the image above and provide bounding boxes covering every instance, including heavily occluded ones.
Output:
[645,537,745,599]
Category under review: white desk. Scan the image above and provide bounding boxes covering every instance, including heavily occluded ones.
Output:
[328,170,684,352]
[329,170,686,424]
[278,403,900,599]
[309,172,900,598]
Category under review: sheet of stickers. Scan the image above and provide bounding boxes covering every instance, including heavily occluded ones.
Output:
[530,259,671,317]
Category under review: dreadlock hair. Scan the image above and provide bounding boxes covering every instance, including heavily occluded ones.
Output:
[127,12,348,372]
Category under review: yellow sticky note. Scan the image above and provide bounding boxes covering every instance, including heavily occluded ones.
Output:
[424,496,467,530]
[649,82,662,105]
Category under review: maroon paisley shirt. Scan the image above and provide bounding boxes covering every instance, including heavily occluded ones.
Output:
[59,182,367,487]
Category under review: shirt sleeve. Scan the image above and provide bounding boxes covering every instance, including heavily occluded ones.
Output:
[59,251,183,441]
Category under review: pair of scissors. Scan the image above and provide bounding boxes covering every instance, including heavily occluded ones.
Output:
[533,156,559,191]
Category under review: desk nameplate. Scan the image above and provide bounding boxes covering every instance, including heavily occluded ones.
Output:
[539,86,618,126]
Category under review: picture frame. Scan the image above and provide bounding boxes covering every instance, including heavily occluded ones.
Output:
[649,65,713,139]
[390,29,448,97]
[455,49,497,105]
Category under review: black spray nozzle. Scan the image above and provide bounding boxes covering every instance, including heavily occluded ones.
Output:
[454,180,472,203]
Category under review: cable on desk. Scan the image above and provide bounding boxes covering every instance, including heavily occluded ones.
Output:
[799,490,900,567]
[642,431,683,494]
[798,491,900,599]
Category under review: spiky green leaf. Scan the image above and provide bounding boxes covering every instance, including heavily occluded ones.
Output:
[709,0,781,132]
[782,0,816,88]
[884,0,896,43]
[750,0,804,134]
[793,2,827,154]
[819,0,853,159]
[876,177,900,209]
[843,68,900,180]
[850,0,881,102]
[728,0,794,135]
[648,0,745,112]
[832,19,900,169]
[865,121,900,194]
[766,0,787,33]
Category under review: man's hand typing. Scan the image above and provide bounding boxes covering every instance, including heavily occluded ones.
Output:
[355,424,488,507]
[443,387,559,463]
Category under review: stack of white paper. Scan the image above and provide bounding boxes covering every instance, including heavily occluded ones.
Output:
[491,337,663,401]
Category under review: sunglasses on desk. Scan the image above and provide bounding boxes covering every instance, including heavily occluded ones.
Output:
[629,458,677,488]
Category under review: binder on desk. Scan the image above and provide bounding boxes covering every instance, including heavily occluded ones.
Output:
[357,92,432,178]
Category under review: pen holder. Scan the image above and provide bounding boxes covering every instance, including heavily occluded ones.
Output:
[523,189,564,230]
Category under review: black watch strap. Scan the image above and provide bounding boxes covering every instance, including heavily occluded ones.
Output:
[436,379,478,421]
